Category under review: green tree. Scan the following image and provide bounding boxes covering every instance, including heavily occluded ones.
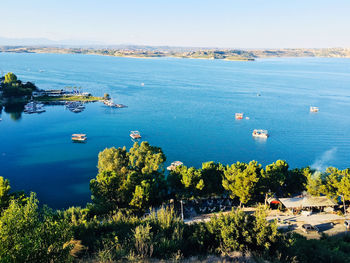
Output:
[261,160,289,196]
[207,209,254,253]
[338,169,350,213]
[4,72,17,84]
[253,205,279,251]
[90,170,129,212]
[223,161,261,206]
[305,170,323,196]
[207,207,281,255]
[97,146,129,174]
[22,81,37,91]
[167,162,224,200]
[200,161,225,196]
[167,165,204,199]
[180,166,204,198]
[284,167,308,196]
[321,167,342,201]
[0,193,73,262]
[91,142,167,213]
[2,73,35,97]
[128,141,166,174]
[0,176,11,211]
[130,181,151,209]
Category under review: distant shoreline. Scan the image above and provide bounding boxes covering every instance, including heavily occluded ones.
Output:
[0,49,255,61]
[1,46,350,61]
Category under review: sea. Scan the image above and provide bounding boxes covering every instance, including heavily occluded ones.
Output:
[0,53,349,208]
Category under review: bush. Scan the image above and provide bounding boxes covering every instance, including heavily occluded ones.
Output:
[133,223,153,258]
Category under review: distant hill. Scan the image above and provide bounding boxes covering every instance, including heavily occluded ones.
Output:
[0,43,350,60]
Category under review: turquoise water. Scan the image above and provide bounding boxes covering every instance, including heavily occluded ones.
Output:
[0,53,350,208]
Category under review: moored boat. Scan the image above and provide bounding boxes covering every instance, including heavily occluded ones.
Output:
[235,113,244,120]
[24,101,46,114]
[252,129,269,138]
[130,131,141,139]
[310,106,319,112]
[167,161,183,171]
[72,133,87,142]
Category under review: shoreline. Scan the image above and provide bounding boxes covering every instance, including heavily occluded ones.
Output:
[0,49,256,61]
[3,50,350,61]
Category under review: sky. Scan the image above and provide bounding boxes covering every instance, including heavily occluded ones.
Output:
[0,0,349,48]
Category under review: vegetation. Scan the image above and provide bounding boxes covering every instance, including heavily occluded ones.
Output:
[103,93,110,100]
[0,73,103,121]
[223,161,261,206]
[0,72,37,97]
[0,192,73,262]
[1,142,350,262]
[3,46,350,61]
[35,95,103,102]
[305,167,350,212]
[90,142,167,213]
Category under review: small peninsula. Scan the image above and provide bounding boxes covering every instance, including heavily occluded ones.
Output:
[0,72,103,105]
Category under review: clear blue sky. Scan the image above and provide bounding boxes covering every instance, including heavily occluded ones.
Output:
[1,0,349,48]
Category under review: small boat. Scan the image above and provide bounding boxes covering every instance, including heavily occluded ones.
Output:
[141,83,145,86]
[130,131,141,139]
[310,106,319,112]
[103,100,114,107]
[24,101,46,114]
[36,108,46,113]
[103,99,127,108]
[167,161,183,171]
[115,104,128,108]
[72,108,82,113]
[72,134,87,142]
[235,113,244,120]
[245,117,250,120]
[252,129,269,138]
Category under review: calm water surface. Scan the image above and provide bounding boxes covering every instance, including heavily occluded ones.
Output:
[0,53,349,208]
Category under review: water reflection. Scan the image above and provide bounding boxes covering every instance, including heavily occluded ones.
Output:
[4,102,25,121]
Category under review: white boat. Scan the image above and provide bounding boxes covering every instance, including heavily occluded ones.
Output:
[310,106,319,112]
[252,129,269,138]
[24,101,46,114]
[72,134,87,142]
[103,100,115,107]
[235,113,243,120]
[167,161,183,171]
[36,108,46,113]
[130,131,141,139]
[72,108,82,113]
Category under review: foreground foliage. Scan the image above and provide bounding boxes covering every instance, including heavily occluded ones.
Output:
[1,141,350,262]
[0,193,73,263]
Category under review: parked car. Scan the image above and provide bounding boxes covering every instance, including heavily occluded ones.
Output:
[344,220,350,230]
[301,224,319,233]
[301,210,312,216]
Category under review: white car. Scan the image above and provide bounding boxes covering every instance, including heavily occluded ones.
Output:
[301,210,312,216]
[344,220,350,230]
